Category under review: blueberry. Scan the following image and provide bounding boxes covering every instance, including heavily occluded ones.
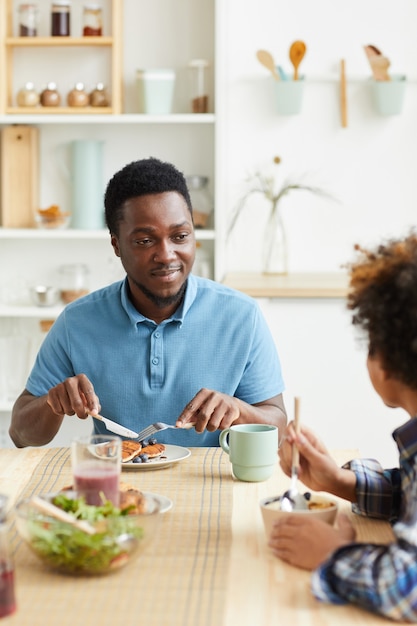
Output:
[139,453,149,463]
[141,439,149,447]
[132,456,142,464]
[148,437,157,445]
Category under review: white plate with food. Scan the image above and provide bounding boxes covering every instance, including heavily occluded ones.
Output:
[122,444,191,470]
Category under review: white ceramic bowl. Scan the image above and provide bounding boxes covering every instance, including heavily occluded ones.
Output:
[260,492,338,540]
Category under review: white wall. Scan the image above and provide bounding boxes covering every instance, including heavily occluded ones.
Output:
[220,0,416,466]
[222,0,417,274]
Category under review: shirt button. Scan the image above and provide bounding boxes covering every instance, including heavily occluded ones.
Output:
[152,358,159,365]
[154,332,160,338]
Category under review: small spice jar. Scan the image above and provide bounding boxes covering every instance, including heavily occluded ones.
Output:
[83,3,102,36]
[51,0,71,36]
[40,82,61,107]
[188,59,210,113]
[18,3,38,36]
[67,82,89,107]
[16,82,39,107]
[89,82,109,107]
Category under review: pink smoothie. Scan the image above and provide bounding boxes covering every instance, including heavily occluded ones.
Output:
[0,568,16,618]
[73,462,120,506]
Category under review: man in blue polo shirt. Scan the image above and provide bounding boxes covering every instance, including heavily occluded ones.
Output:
[9,157,287,448]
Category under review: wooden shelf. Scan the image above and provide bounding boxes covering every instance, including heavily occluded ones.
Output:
[5,36,113,47]
[6,106,114,115]
[222,272,349,298]
[0,0,123,114]
[0,113,216,123]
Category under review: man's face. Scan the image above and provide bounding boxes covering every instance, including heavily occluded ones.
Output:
[111,191,196,314]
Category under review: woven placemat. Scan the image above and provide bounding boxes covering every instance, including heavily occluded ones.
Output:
[10,447,232,626]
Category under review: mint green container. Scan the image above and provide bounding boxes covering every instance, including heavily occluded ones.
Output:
[275,78,305,115]
[370,74,406,116]
[219,424,278,482]
[70,140,105,230]
[137,69,176,114]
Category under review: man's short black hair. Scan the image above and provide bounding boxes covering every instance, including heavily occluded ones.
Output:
[104,157,193,234]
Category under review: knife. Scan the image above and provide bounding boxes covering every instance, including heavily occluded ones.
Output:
[88,412,139,438]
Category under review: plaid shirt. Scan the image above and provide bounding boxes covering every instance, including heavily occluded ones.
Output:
[312,417,417,622]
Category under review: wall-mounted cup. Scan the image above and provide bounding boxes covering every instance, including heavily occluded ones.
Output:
[370,74,406,116]
[274,77,305,115]
[137,69,176,114]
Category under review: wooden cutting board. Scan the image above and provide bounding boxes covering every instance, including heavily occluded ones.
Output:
[0,125,39,227]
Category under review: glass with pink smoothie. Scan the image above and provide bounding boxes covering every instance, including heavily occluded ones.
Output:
[71,435,121,506]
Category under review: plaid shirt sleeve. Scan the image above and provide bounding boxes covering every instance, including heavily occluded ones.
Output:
[311,530,417,621]
[311,437,417,621]
[344,458,402,522]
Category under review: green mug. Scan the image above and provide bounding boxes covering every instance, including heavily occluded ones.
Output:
[219,424,278,482]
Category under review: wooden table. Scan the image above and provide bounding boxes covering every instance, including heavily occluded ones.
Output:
[0,447,404,626]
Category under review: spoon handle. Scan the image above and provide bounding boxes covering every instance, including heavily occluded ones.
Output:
[292,397,301,469]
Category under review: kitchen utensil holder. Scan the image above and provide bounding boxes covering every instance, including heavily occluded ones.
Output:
[274,78,305,115]
[370,75,406,116]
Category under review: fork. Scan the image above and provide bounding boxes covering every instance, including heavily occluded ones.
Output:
[135,421,196,442]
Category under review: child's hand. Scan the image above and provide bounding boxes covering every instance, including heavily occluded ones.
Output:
[268,513,356,570]
[279,423,355,499]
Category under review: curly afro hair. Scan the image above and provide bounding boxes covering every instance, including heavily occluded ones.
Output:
[104,157,192,235]
[347,231,417,389]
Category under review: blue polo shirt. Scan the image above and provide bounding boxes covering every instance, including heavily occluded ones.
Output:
[26,275,284,446]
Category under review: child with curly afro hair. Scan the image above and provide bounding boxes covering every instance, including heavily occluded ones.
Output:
[270,231,417,622]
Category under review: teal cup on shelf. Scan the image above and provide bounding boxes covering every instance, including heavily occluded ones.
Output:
[219,424,278,482]
[370,74,406,116]
[137,69,176,114]
[274,77,305,115]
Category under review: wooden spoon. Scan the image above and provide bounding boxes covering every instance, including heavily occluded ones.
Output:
[363,45,391,81]
[289,40,307,80]
[256,49,280,81]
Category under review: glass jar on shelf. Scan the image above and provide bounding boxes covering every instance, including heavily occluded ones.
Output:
[89,83,109,107]
[40,82,61,107]
[18,3,38,37]
[83,3,103,36]
[59,264,89,304]
[188,59,210,113]
[16,82,39,107]
[186,175,213,228]
[67,83,89,107]
[193,242,212,279]
[51,0,71,36]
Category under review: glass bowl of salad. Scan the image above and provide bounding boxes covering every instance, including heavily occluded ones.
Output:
[15,489,163,576]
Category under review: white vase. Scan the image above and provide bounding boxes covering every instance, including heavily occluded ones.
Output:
[262,208,288,275]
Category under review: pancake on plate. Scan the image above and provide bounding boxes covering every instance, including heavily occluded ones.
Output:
[121,440,142,462]
[140,443,166,459]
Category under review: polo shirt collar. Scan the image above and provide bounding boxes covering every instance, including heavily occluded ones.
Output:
[120,274,198,326]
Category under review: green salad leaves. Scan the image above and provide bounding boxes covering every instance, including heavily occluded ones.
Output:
[26,494,144,575]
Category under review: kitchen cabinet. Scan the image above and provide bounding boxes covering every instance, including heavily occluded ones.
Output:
[0,0,220,445]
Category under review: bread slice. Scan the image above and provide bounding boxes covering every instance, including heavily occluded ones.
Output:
[121,440,142,462]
